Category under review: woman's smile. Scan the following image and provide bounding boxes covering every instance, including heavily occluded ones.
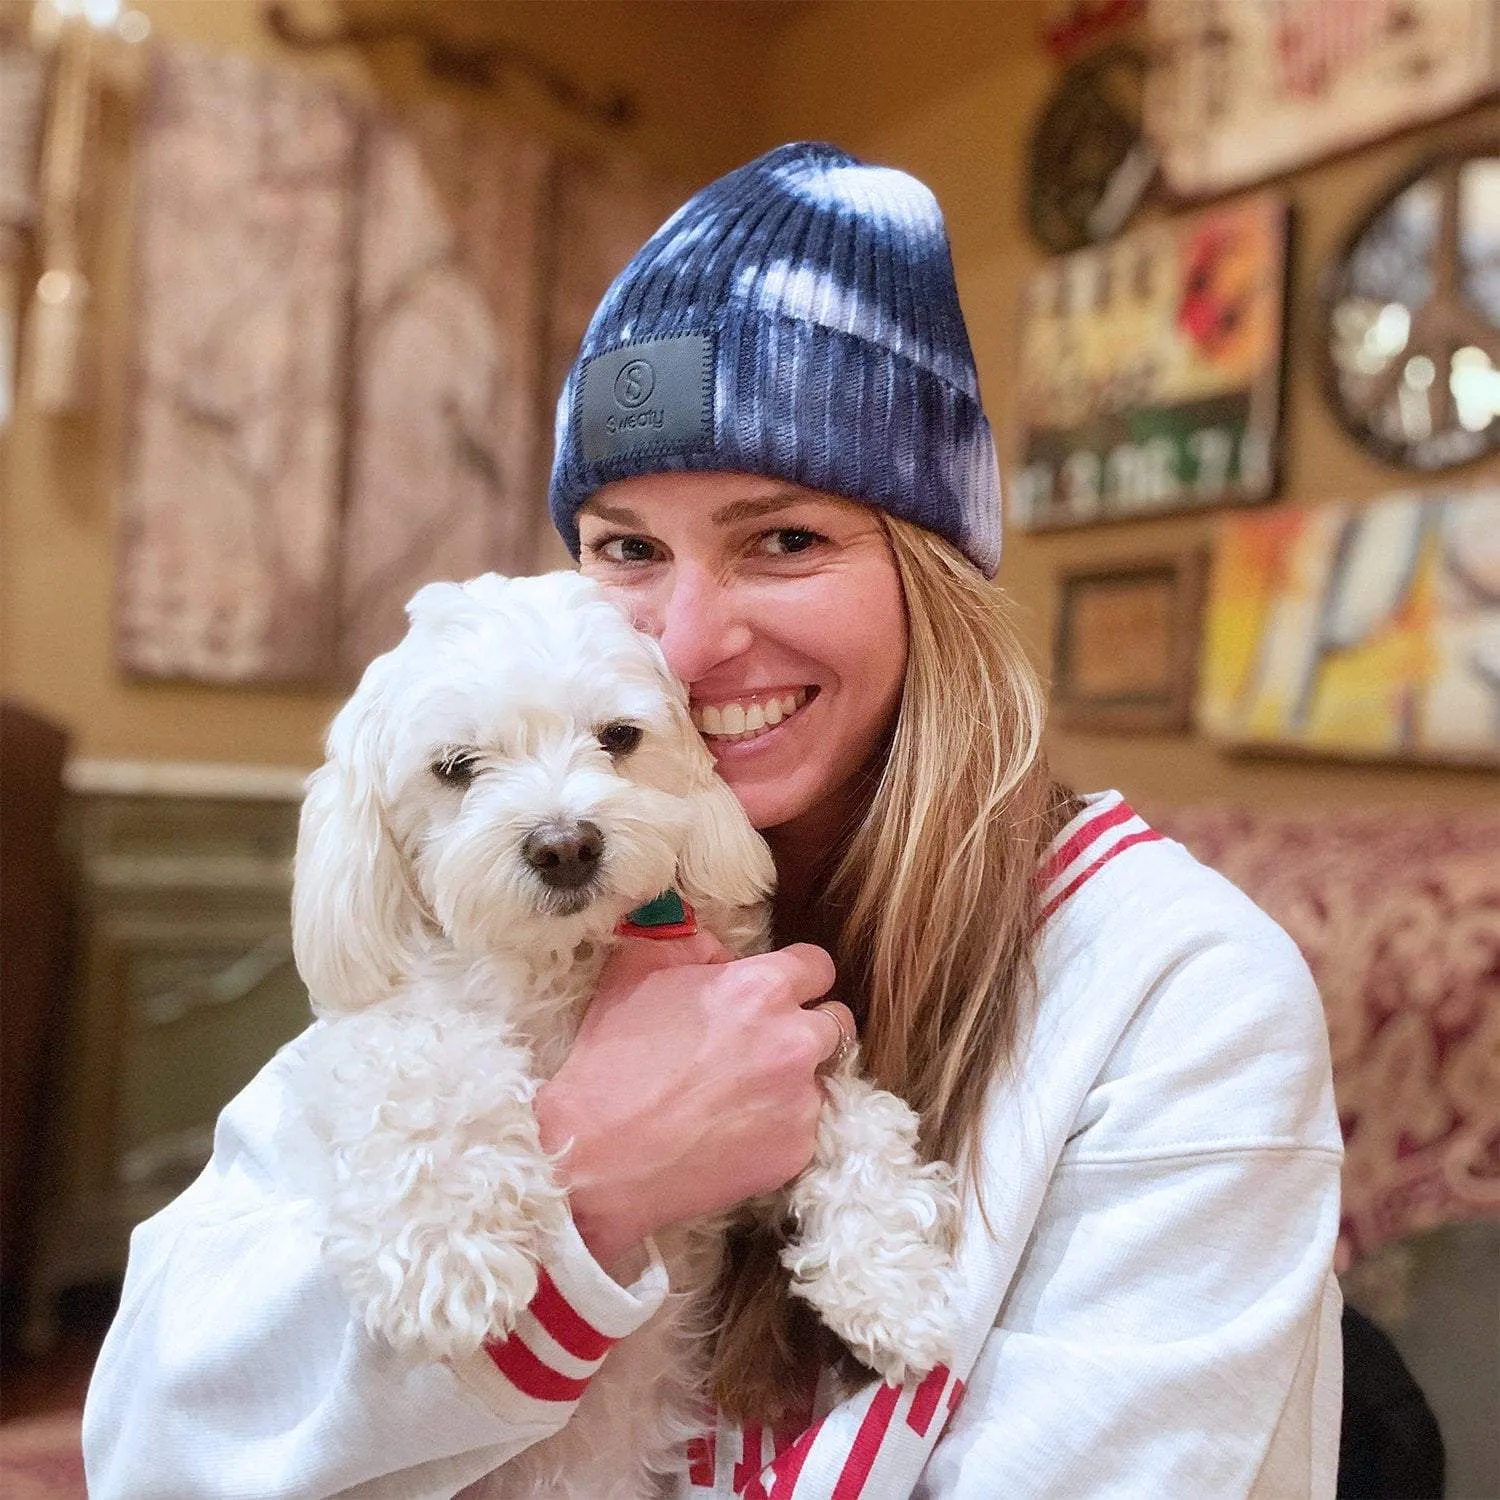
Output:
[690,687,815,745]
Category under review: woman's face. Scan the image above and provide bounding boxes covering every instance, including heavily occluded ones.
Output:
[577,472,909,840]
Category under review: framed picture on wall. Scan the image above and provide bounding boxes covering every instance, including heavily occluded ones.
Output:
[1011,193,1288,531]
[1144,0,1500,200]
[1197,487,1500,766]
[1051,548,1208,732]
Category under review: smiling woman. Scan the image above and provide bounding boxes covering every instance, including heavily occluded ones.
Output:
[83,144,1344,1500]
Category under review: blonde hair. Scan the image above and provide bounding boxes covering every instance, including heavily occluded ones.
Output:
[712,514,1075,1420]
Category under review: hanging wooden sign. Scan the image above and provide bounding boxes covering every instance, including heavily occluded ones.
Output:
[1144,0,1500,199]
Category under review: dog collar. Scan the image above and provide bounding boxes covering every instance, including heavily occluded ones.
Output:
[615,888,698,940]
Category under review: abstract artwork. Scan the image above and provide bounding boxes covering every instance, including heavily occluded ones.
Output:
[1198,487,1500,765]
[1145,0,1500,199]
[1011,193,1287,530]
[117,44,359,682]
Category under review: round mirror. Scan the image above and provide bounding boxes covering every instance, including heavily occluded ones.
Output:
[1321,145,1500,472]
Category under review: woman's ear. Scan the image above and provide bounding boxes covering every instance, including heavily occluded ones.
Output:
[676,768,776,912]
[291,688,427,1016]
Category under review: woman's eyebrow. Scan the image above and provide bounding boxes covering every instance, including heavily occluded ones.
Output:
[709,492,809,526]
[580,500,643,526]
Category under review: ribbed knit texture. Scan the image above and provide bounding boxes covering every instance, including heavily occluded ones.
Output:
[549,142,1002,576]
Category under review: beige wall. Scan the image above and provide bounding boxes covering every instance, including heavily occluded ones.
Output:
[755,0,1500,810]
[0,0,767,769]
[4,0,1497,806]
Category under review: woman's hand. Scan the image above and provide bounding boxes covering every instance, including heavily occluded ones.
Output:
[533,933,852,1273]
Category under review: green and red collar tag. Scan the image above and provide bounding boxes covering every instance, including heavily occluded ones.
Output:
[615,888,698,940]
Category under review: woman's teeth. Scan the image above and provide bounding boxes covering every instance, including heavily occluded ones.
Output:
[692,689,809,741]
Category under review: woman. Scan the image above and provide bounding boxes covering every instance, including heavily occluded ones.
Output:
[85,144,1342,1497]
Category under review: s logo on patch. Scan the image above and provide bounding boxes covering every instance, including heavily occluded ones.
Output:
[614,360,655,409]
[579,334,714,465]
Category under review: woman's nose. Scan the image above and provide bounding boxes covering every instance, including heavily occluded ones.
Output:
[651,568,753,683]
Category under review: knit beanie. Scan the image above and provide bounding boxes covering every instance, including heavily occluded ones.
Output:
[548,142,1002,576]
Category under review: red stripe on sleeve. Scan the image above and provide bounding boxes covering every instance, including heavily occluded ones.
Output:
[687,1431,716,1487]
[767,1418,823,1499]
[529,1269,617,1362]
[905,1364,949,1437]
[1037,799,1135,887]
[483,1332,590,1403]
[939,1375,966,1439]
[1038,828,1163,925]
[734,1423,766,1494]
[831,1383,902,1499]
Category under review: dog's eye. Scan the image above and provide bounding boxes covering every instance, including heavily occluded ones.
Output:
[597,722,642,758]
[431,750,480,786]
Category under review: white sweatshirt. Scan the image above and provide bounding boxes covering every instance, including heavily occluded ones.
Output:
[84,792,1343,1498]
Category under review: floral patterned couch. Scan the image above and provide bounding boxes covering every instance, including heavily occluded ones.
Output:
[1147,802,1499,1270]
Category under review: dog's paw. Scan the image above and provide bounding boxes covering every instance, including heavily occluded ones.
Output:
[782,1073,963,1383]
[829,1286,959,1387]
[781,1217,960,1385]
[331,1228,542,1361]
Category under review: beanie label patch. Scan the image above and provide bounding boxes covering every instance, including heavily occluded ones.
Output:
[578,334,714,465]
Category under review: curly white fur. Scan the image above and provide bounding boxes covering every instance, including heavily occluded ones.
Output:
[292,570,959,1497]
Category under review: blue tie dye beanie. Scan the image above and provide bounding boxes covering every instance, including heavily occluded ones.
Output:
[548,141,1002,576]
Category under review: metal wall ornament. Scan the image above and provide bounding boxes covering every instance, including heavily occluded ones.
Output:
[1026,44,1157,254]
[1322,145,1500,474]
[1144,0,1500,200]
[1011,192,1289,531]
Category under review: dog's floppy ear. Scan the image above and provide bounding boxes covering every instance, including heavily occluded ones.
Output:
[292,667,428,1016]
[676,763,776,912]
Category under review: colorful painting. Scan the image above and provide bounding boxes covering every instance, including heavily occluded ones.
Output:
[1011,193,1287,530]
[1145,0,1500,199]
[1198,488,1500,765]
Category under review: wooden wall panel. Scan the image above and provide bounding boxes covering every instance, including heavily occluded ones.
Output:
[116,46,359,683]
[335,110,550,680]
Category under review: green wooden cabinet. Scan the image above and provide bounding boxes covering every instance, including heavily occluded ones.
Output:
[25,762,314,1347]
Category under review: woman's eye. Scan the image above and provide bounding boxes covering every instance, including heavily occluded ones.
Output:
[431,750,480,786]
[593,535,658,564]
[761,527,823,556]
[597,722,643,757]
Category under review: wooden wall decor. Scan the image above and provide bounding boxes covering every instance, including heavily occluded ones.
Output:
[1321,145,1500,475]
[116,42,688,685]
[1198,487,1500,766]
[336,110,550,680]
[1051,548,1207,732]
[1011,192,1288,530]
[116,44,359,683]
[1145,0,1500,200]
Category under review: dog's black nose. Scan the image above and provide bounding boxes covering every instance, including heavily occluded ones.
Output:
[522,820,604,890]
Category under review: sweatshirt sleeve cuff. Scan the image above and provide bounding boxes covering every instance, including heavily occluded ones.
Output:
[454,1215,668,1422]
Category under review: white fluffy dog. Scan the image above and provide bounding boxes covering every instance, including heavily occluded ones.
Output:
[292,570,958,1497]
